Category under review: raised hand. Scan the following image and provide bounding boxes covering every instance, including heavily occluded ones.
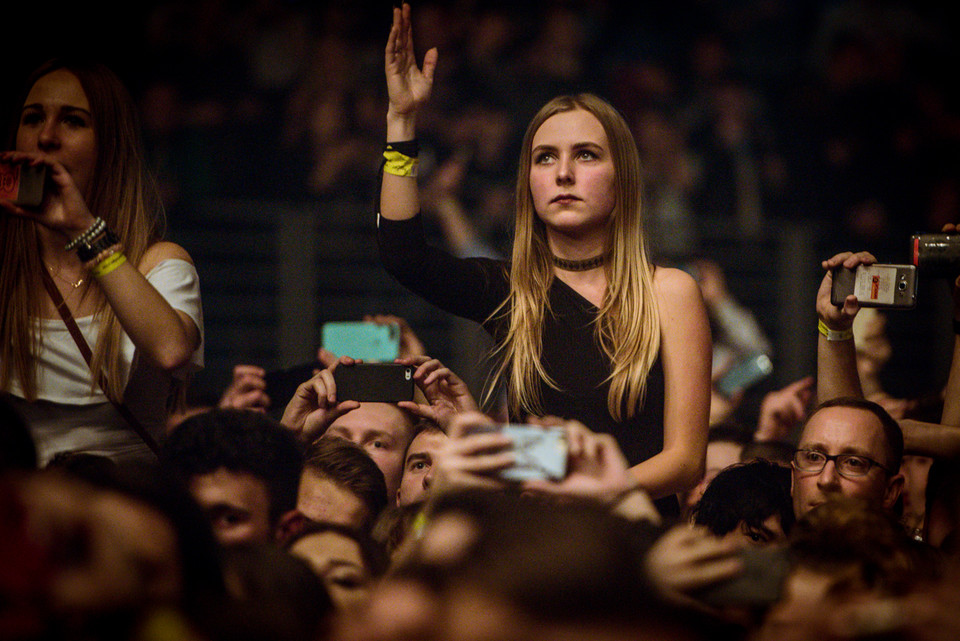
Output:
[397,356,479,429]
[817,250,876,331]
[431,411,514,493]
[0,151,96,241]
[385,2,438,122]
[280,356,360,442]
[755,375,815,442]
[218,364,270,412]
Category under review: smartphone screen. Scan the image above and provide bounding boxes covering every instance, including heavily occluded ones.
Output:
[322,321,400,362]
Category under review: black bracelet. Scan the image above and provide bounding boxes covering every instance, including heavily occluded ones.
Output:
[76,229,121,263]
[384,140,419,158]
[953,319,960,336]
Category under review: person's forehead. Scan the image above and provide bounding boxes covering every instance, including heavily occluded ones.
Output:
[799,406,886,455]
[532,108,607,147]
[189,468,270,507]
[408,429,448,454]
[330,402,412,436]
[25,69,90,111]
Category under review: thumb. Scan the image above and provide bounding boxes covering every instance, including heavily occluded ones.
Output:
[422,47,439,82]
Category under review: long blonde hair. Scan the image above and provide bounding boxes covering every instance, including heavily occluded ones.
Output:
[0,59,164,403]
[486,94,660,421]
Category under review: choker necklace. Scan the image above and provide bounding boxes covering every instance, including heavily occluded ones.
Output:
[551,254,605,271]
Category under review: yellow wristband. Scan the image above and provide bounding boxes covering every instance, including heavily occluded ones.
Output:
[818,318,853,341]
[91,252,127,278]
[383,149,418,177]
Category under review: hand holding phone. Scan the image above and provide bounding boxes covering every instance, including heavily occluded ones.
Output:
[332,362,414,403]
[831,264,917,309]
[0,160,45,207]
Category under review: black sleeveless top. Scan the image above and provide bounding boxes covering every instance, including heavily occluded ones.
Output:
[379,214,676,516]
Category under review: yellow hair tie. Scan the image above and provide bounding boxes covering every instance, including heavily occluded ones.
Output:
[383,149,419,177]
[91,252,127,278]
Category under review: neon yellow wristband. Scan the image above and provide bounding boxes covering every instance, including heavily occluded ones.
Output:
[383,149,419,177]
[818,318,853,341]
[91,252,127,278]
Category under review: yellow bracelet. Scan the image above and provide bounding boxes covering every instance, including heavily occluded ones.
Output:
[383,149,418,177]
[91,252,127,278]
[818,318,854,341]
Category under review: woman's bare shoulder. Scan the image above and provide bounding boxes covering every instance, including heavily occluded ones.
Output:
[139,241,195,273]
[652,266,700,304]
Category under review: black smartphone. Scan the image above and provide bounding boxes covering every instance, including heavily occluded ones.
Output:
[831,264,917,309]
[0,161,45,207]
[694,545,791,608]
[333,363,414,403]
[715,353,773,398]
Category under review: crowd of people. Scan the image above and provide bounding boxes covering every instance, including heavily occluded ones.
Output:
[3,1,960,640]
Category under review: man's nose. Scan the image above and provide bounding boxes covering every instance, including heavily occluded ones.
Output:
[817,459,842,490]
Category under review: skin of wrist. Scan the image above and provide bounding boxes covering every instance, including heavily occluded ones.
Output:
[818,315,852,332]
[386,110,417,139]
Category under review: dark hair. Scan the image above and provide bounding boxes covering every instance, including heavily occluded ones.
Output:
[161,409,304,524]
[692,459,795,537]
[212,543,333,641]
[740,440,794,466]
[304,436,388,531]
[789,497,929,596]
[282,519,389,580]
[808,397,904,471]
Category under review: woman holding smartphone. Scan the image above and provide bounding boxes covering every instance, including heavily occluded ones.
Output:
[0,59,203,465]
[376,4,710,513]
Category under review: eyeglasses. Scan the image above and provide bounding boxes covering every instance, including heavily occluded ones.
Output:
[792,449,891,479]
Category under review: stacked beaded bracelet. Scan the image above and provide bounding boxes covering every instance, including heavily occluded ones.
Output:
[64,217,106,251]
[83,242,127,278]
[818,318,854,342]
[382,140,419,177]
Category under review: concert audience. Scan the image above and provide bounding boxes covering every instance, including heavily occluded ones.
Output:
[5,2,960,640]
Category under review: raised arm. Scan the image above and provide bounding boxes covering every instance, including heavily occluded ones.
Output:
[816,251,873,402]
[380,2,438,222]
[630,267,712,499]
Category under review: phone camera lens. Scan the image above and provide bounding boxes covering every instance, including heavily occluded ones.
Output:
[898,280,906,291]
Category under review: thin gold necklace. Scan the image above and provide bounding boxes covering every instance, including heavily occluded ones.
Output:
[46,264,84,289]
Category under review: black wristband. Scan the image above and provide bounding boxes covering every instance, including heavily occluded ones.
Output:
[76,229,121,263]
[953,319,960,336]
[384,140,419,158]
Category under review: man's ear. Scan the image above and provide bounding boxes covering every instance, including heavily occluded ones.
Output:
[274,509,307,546]
[882,473,905,511]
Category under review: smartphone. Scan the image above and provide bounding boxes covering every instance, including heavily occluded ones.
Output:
[0,161,45,207]
[831,264,917,309]
[322,321,400,362]
[715,352,773,398]
[333,363,414,403]
[464,423,568,482]
[695,545,791,608]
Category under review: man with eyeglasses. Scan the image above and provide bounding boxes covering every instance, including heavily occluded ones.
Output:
[791,396,904,519]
